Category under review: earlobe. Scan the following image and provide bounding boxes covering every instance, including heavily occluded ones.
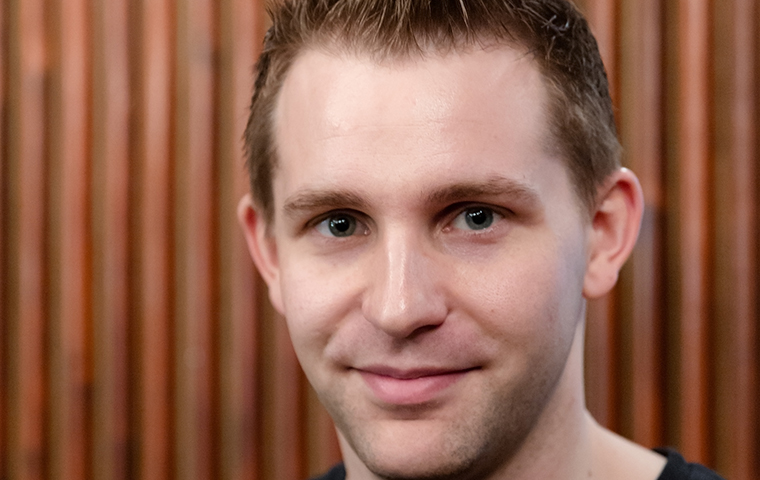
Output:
[583,168,644,299]
[237,194,285,313]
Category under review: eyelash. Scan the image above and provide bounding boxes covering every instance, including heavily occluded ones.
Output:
[453,207,500,229]
[309,210,371,238]
[443,204,507,234]
[307,203,509,239]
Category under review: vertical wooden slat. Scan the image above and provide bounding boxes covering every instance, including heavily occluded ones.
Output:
[306,386,342,476]
[173,0,218,476]
[45,0,65,476]
[173,0,193,474]
[90,0,131,475]
[134,0,172,476]
[4,0,47,478]
[662,0,680,452]
[582,0,618,100]
[217,0,263,477]
[711,0,758,478]
[0,0,7,469]
[260,305,306,480]
[747,4,760,478]
[580,0,619,432]
[756,7,760,476]
[584,297,618,430]
[47,0,91,477]
[673,0,712,464]
[617,0,665,448]
[234,2,267,477]
[751,10,760,477]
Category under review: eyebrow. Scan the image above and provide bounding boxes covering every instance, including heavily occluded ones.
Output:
[425,177,542,208]
[282,177,542,219]
[283,189,369,218]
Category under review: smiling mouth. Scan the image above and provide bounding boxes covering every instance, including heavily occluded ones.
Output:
[357,367,478,406]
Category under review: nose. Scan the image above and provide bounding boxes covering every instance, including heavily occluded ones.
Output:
[361,229,447,338]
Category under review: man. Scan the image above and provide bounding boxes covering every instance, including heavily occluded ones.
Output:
[238,1,724,479]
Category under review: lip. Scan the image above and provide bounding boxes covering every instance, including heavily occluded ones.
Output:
[357,366,475,406]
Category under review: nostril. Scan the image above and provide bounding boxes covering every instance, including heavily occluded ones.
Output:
[407,323,440,339]
[362,292,447,339]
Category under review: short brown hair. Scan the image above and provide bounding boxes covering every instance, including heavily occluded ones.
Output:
[245,0,621,222]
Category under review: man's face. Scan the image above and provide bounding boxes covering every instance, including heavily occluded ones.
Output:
[259,47,594,478]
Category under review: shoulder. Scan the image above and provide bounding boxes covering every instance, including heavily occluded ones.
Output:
[654,449,725,480]
[309,463,346,480]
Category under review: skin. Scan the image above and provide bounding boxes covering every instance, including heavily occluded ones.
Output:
[240,46,665,480]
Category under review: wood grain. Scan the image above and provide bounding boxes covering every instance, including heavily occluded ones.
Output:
[617,0,665,448]
[580,0,620,432]
[5,0,48,478]
[90,0,132,476]
[133,0,173,477]
[674,0,712,464]
[0,0,758,478]
[711,0,758,477]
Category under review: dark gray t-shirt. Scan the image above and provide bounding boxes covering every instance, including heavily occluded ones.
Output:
[309,449,725,480]
[654,449,725,480]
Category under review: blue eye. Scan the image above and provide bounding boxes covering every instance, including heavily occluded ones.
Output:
[315,213,359,237]
[452,207,498,231]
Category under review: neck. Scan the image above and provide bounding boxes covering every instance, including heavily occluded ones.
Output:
[480,320,591,480]
[476,321,666,480]
[476,319,666,480]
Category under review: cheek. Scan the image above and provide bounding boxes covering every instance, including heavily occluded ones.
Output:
[278,254,360,357]
[454,240,585,350]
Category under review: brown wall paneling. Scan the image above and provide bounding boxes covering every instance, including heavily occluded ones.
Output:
[304,385,342,476]
[4,0,48,477]
[0,0,8,471]
[711,0,758,478]
[757,4,760,476]
[90,0,132,475]
[584,0,618,96]
[584,290,618,430]
[670,0,712,464]
[216,0,264,477]
[133,0,172,476]
[579,0,620,432]
[47,0,92,476]
[617,0,666,448]
[259,304,306,480]
[2,0,760,478]
[173,0,219,475]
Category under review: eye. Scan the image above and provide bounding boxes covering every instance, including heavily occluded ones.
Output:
[314,213,366,237]
[451,207,501,231]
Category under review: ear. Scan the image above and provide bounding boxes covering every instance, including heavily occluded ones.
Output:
[237,194,285,313]
[583,168,644,299]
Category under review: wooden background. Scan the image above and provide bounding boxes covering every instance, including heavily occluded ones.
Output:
[0,0,758,478]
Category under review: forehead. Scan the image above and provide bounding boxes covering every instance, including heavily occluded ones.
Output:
[271,46,568,215]
[275,45,549,143]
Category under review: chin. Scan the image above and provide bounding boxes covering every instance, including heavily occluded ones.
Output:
[324,352,568,480]
[341,417,506,480]
[362,449,476,480]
